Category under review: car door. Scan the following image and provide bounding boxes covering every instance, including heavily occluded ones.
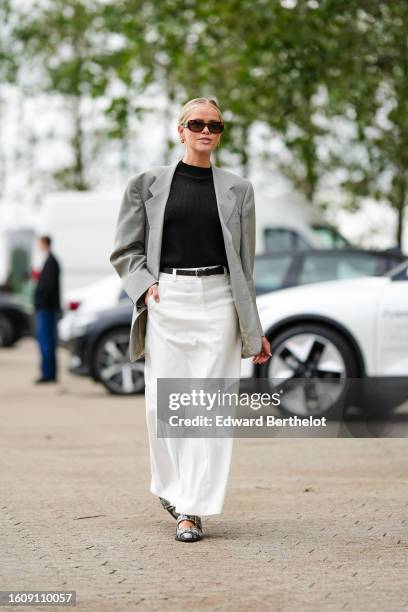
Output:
[376,264,408,375]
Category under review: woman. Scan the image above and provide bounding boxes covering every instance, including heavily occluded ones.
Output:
[110,97,271,543]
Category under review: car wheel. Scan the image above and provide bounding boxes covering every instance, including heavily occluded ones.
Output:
[92,327,145,395]
[0,314,14,347]
[259,323,358,419]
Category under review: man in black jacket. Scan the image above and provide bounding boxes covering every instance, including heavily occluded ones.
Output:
[33,235,61,383]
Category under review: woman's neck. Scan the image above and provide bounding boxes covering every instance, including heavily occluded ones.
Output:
[182,153,212,168]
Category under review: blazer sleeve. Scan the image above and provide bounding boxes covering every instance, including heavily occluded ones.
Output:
[240,180,264,336]
[110,177,158,308]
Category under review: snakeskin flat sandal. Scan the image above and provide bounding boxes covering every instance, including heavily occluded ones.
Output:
[175,514,203,542]
[159,497,179,520]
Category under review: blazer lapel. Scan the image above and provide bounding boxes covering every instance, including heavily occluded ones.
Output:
[212,165,238,227]
[144,160,179,230]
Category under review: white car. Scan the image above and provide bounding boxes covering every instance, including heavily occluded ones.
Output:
[62,262,408,414]
[58,274,123,343]
[241,260,408,418]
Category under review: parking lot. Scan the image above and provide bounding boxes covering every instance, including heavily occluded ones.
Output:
[1,338,408,611]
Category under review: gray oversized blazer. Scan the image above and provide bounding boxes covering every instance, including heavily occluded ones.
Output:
[109,159,264,361]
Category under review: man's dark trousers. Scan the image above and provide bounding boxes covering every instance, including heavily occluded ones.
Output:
[35,309,58,380]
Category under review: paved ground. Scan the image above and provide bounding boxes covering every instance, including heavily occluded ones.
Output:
[1,339,408,611]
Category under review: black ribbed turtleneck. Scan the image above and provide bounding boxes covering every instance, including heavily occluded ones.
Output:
[159,159,228,269]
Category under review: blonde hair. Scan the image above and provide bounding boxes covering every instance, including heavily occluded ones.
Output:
[178,97,224,126]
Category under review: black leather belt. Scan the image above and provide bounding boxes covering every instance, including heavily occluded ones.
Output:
[160,265,226,276]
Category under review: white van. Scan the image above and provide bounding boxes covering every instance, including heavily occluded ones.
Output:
[255,190,350,254]
[0,201,36,297]
[34,189,123,297]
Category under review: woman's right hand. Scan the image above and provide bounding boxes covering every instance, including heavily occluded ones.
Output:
[144,282,160,305]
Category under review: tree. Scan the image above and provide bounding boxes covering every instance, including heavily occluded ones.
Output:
[14,0,112,189]
[325,3,408,247]
[0,0,19,196]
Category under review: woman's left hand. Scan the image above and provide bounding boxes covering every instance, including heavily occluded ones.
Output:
[252,336,272,365]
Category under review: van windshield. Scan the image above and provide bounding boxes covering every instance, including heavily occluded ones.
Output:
[311,225,351,248]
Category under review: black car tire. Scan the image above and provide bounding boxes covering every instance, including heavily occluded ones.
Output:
[91,327,145,395]
[0,314,15,347]
[259,323,359,420]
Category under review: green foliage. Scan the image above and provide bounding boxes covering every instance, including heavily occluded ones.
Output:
[5,0,407,245]
[0,0,18,82]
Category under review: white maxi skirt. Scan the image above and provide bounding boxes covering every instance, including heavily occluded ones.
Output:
[144,265,242,516]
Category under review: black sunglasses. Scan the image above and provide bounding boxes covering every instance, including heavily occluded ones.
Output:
[181,119,224,134]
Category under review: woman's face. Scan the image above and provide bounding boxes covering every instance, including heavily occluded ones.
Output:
[178,104,222,156]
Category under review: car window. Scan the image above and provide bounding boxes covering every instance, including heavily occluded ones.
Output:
[311,225,350,248]
[264,228,310,252]
[254,255,294,293]
[298,253,379,285]
[388,261,408,281]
